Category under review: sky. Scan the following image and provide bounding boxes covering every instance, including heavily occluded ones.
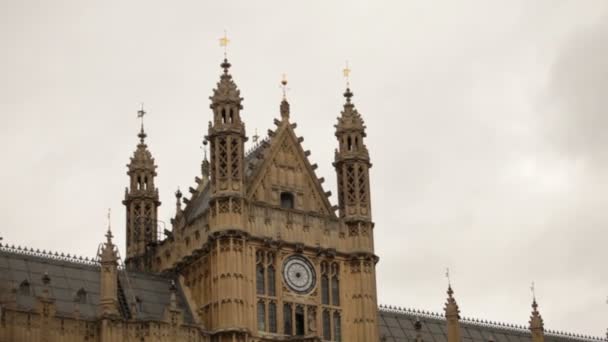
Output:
[0,0,607,337]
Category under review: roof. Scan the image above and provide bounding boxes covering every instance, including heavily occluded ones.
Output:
[182,136,270,224]
[378,306,604,342]
[0,244,194,323]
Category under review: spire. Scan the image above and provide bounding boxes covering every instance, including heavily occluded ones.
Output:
[99,209,118,264]
[444,284,462,342]
[175,188,182,216]
[124,105,160,271]
[280,73,290,120]
[98,212,119,317]
[529,283,545,342]
[201,147,210,180]
[210,32,243,112]
[137,103,147,144]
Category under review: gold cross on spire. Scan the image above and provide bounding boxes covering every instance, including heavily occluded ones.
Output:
[343,61,351,88]
[219,30,230,58]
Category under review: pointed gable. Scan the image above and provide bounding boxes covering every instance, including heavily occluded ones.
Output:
[246,116,336,218]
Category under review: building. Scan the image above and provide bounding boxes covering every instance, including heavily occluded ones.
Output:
[0,55,605,342]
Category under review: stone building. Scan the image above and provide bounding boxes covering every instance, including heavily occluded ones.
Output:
[0,56,605,342]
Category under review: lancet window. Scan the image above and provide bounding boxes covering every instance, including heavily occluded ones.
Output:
[256,249,277,333]
[321,261,341,341]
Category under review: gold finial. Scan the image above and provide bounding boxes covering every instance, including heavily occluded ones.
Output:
[343,61,351,88]
[281,73,289,100]
[219,30,230,58]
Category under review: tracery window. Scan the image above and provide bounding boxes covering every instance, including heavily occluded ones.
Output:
[257,301,266,331]
[256,249,277,333]
[256,263,265,295]
[321,261,341,341]
[283,303,293,335]
[333,311,342,341]
[323,310,331,340]
[268,301,277,333]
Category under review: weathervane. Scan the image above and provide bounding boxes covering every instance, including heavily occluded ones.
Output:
[137,103,146,128]
[343,61,351,88]
[219,30,230,58]
[530,281,536,301]
[281,73,290,100]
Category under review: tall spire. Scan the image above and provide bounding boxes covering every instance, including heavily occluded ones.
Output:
[98,210,119,317]
[123,106,160,271]
[280,73,290,120]
[444,284,462,342]
[334,63,372,222]
[529,283,545,342]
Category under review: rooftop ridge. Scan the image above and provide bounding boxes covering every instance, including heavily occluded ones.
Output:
[245,136,270,158]
[0,241,100,268]
[378,305,606,341]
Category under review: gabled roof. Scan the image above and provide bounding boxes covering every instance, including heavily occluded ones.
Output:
[245,116,336,217]
[0,244,194,323]
[378,306,603,342]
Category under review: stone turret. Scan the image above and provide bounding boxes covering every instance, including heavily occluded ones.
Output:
[529,298,545,342]
[123,107,161,271]
[334,73,379,342]
[445,285,462,342]
[205,57,247,232]
[98,227,119,317]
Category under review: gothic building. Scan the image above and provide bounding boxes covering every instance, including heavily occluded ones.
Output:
[0,55,605,342]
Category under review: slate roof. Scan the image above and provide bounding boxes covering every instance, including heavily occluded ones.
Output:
[0,244,194,323]
[378,306,604,342]
[182,136,270,224]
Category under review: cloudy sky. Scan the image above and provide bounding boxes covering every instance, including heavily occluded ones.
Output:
[1,0,607,337]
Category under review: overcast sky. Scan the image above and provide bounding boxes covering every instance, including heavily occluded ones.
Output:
[1,0,607,337]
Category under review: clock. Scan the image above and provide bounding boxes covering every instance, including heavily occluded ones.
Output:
[283,255,316,294]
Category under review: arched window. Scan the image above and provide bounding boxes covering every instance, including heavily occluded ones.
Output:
[256,264,265,295]
[280,192,294,209]
[347,136,353,151]
[323,310,331,340]
[321,275,329,305]
[268,302,277,333]
[19,280,30,295]
[283,303,293,336]
[333,312,342,341]
[229,108,234,123]
[75,288,87,304]
[221,108,227,124]
[257,301,266,331]
[267,265,276,296]
[295,306,305,336]
[331,276,340,306]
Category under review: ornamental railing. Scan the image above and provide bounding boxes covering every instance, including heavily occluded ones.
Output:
[378,305,606,341]
[0,242,99,267]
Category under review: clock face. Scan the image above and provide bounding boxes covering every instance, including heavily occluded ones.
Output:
[283,255,316,294]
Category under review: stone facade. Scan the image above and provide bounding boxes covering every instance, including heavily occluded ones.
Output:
[0,56,605,342]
